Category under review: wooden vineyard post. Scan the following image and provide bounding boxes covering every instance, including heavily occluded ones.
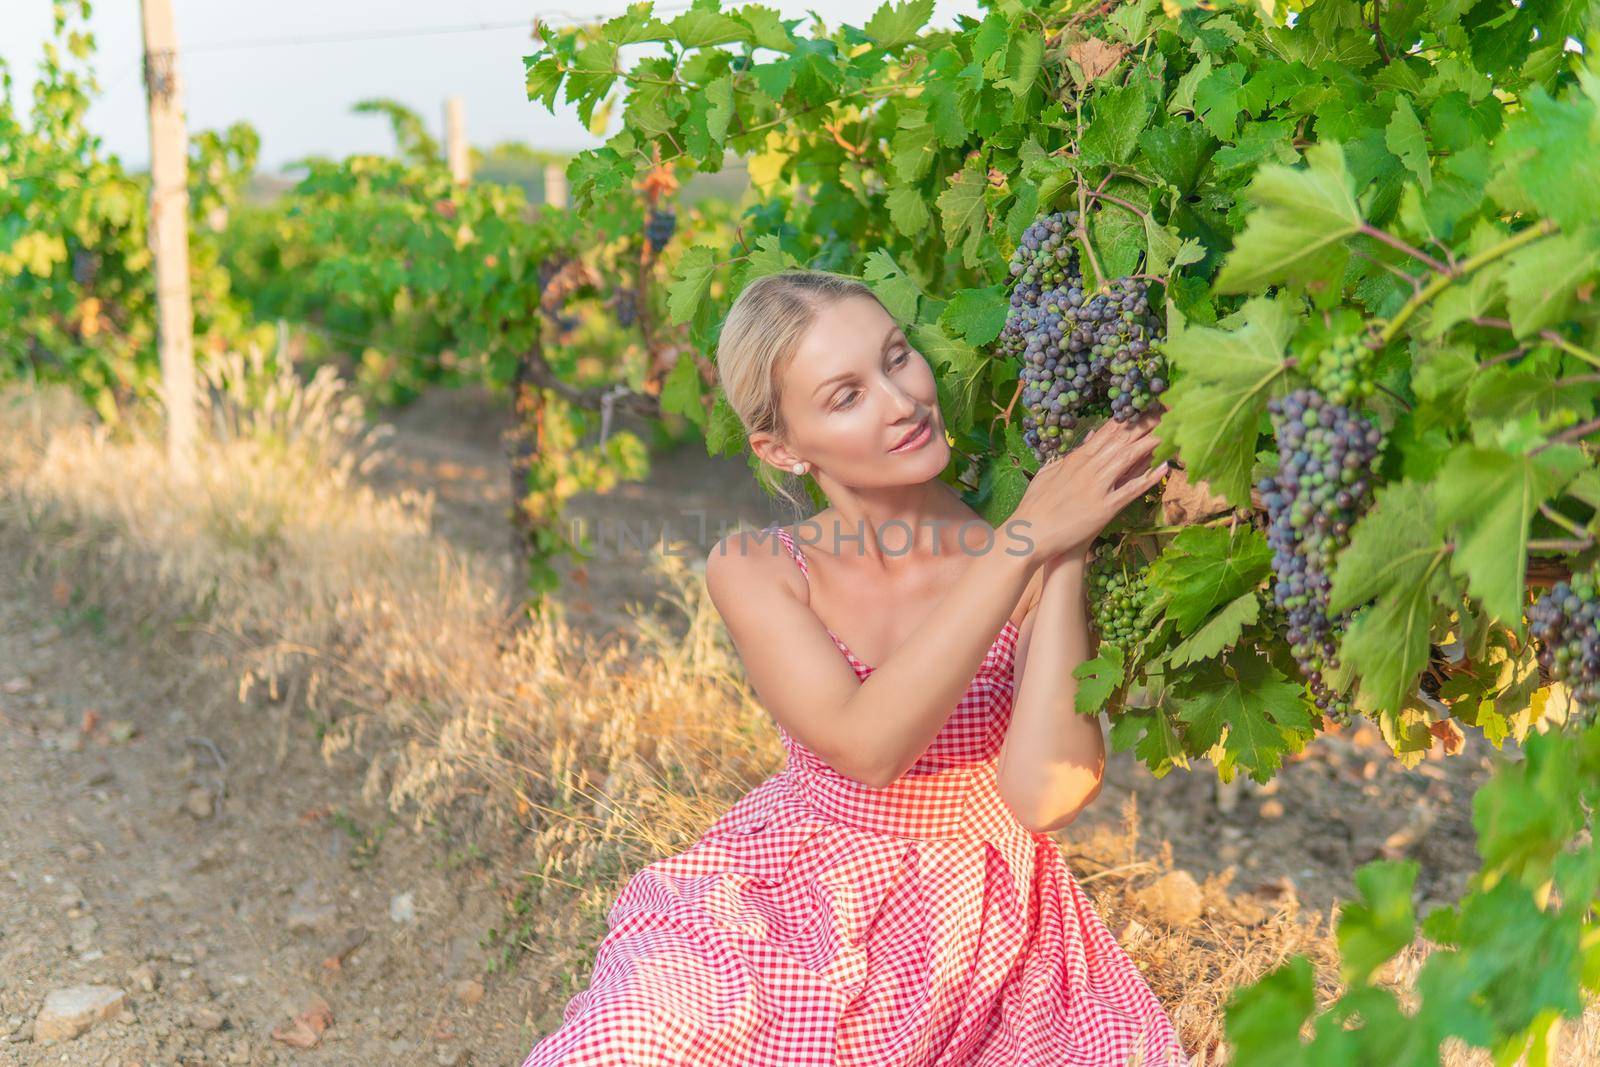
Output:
[543,162,567,208]
[443,95,470,185]
[139,0,197,479]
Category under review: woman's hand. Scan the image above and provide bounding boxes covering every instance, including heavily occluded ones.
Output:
[1010,412,1168,562]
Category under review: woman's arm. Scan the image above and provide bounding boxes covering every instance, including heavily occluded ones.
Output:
[706,527,1038,788]
[994,550,1105,833]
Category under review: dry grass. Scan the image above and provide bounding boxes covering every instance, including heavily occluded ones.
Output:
[1,357,1594,1063]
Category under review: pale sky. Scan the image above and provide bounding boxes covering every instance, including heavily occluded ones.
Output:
[3,0,984,174]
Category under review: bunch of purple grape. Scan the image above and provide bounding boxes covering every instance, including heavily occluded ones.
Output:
[1001,211,1168,463]
[1004,209,1081,310]
[1257,388,1384,718]
[1099,276,1167,422]
[1530,569,1600,712]
[646,207,676,252]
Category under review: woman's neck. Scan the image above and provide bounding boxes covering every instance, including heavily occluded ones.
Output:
[802,478,976,569]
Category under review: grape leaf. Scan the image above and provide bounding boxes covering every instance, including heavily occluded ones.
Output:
[1108,705,1186,776]
[1473,723,1589,886]
[1330,481,1457,714]
[908,321,983,426]
[1414,876,1582,1054]
[666,246,717,325]
[886,184,933,236]
[1137,121,1216,195]
[863,0,934,50]
[1433,444,1585,624]
[862,249,925,324]
[939,285,1009,347]
[1337,859,1419,987]
[1107,0,1157,44]
[1222,956,1317,1064]
[703,75,735,147]
[1147,525,1272,634]
[1088,188,1147,280]
[1082,81,1153,165]
[1073,643,1125,715]
[1174,650,1315,782]
[979,457,1028,526]
[1488,83,1600,232]
[1193,62,1246,141]
[660,353,705,428]
[937,155,990,268]
[567,39,622,102]
[705,391,745,455]
[742,234,800,280]
[1422,222,1506,338]
[889,114,937,182]
[1501,227,1600,337]
[524,57,564,109]
[1143,215,1205,277]
[1164,592,1261,667]
[1385,96,1431,193]
[732,6,797,52]
[1214,141,1364,295]
[1154,294,1296,506]
[997,30,1044,99]
[667,6,750,48]
[1445,636,1545,750]
[1567,467,1600,510]
[1410,343,1477,432]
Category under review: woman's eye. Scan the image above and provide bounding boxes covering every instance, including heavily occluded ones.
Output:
[892,350,910,366]
[834,390,859,410]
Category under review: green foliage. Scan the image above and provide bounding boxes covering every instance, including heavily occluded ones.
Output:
[526,0,1600,1058]
[0,0,265,419]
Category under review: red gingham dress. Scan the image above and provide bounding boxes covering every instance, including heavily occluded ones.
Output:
[521,524,1189,1067]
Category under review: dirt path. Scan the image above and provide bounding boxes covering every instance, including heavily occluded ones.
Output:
[358,384,789,634]
[0,540,539,1065]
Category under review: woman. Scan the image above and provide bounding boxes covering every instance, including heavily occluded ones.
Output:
[522,269,1188,1066]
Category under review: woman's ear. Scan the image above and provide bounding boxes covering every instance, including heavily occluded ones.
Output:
[749,433,797,475]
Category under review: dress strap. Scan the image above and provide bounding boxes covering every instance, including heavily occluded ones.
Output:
[768,524,809,580]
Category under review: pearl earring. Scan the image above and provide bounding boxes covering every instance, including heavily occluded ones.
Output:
[791,462,806,475]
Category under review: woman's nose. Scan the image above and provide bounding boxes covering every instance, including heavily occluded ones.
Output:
[880,378,918,418]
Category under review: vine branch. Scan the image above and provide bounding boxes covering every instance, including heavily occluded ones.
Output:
[1379,220,1560,345]
[1359,222,1447,274]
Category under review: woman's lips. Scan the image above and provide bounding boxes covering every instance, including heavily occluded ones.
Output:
[889,414,932,453]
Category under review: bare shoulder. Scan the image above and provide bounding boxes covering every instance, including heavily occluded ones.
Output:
[705,526,805,618]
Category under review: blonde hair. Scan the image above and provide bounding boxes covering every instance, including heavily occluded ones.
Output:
[714,269,887,514]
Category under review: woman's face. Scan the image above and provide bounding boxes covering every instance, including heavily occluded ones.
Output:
[772,294,948,487]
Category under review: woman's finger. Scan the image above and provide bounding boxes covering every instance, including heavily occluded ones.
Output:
[1104,435,1162,485]
[1117,461,1170,502]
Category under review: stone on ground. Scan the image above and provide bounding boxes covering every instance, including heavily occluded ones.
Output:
[34,985,126,1041]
